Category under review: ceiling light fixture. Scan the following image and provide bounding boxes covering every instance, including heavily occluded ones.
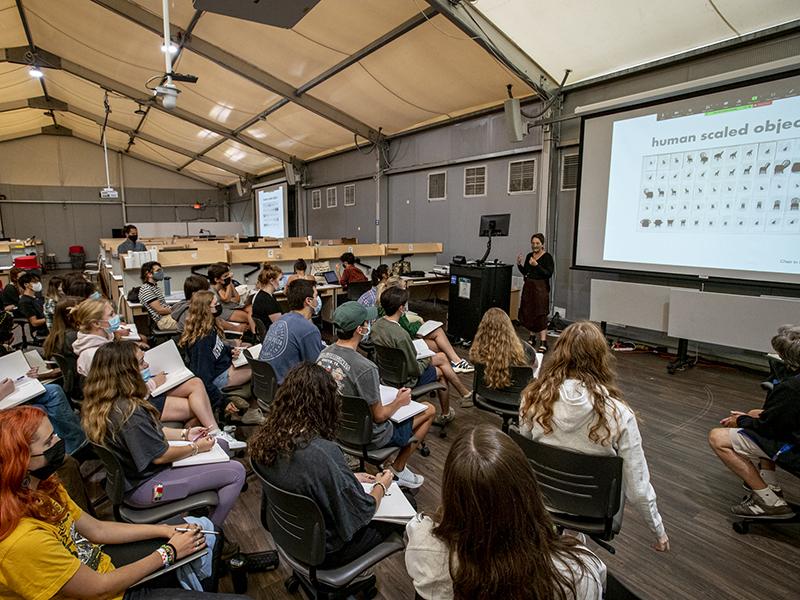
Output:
[29,66,44,78]
[160,43,178,54]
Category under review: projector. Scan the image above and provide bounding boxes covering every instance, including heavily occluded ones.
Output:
[100,187,119,199]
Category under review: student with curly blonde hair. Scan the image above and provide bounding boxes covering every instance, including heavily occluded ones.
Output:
[519,321,669,553]
[469,308,538,389]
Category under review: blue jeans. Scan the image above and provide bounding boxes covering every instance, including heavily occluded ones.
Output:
[33,384,86,454]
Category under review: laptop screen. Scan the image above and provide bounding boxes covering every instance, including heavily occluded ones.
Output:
[322,270,339,285]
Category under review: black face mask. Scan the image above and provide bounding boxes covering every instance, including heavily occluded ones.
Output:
[29,438,66,481]
[222,277,232,287]
[129,235,138,244]
[213,304,222,316]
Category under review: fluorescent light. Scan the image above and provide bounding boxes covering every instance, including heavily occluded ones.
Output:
[160,43,178,54]
[29,67,44,78]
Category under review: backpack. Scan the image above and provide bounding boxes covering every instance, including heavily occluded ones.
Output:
[127,287,141,303]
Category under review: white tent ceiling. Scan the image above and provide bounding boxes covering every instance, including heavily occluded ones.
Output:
[0,0,797,187]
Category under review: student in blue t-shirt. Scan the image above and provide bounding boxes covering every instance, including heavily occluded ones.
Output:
[259,279,324,384]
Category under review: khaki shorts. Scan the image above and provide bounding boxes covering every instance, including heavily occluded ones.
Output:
[729,429,770,460]
[155,314,178,331]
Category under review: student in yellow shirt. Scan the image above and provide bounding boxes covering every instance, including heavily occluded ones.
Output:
[0,405,247,600]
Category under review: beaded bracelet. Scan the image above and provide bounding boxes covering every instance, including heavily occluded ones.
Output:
[190,442,199,456]
[181,428,188,441]
[371,481,387,495]
[166,543,178,562]
[155,546,171,568]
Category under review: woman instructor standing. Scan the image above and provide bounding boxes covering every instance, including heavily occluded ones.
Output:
[517,233,554,352]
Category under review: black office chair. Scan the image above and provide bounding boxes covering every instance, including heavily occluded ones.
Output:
[510,431,624,554]
[336,394,403,471]
[374,344,447,437]
[246,354,278,413]
[472,364,533,433]
[346,281,372,302]
[91,443,219,524]
[51,352,83,407]
[252,461,404,599]
[12,318,44,349]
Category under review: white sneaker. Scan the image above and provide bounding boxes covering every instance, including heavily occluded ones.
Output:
[395,467,424,489]
[242,407,265,425]
[451,359,474,374]
[213,429,246,451]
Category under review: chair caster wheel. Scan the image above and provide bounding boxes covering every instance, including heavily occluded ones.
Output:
[419,446,430,457]
[732,521,749,535]
[285,575,300,593]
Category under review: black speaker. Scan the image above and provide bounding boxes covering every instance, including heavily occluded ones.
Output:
[447,263,512,341]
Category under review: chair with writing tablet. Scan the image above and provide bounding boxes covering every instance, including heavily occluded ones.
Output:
[91,443,219,525]
[509,431,624,554]
[251,462,404,599]
[336,393,403,471]
[472,364,533,433]
[245,354,278,413]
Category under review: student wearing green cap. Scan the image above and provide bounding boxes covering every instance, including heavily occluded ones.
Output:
[318,301,435,489]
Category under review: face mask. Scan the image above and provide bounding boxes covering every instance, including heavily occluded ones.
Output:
[212,304,222,317]
[360,321,371,342]
[90,291,102,301]
[222,277,232,287]
[29,438,66,481]
[31,282,42,293]
[311,295,322,315]
[152,270,165,282]
[105,314,121,333]
[140,367,153,382]
[129,235,138,244]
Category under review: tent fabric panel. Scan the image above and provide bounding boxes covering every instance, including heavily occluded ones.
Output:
[0,0,27,47]
[131,0,198,30]
[139,109,222,153]
[205,139,281,175]
[0,64,44,102]
[0,107,50,135]
[713,0,800,34]
[128,137,189,167]
[181,160,239,186]
[56,112,131,148]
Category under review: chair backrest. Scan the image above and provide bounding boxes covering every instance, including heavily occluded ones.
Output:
[336,394,374,448]
[346,281,372,301]
[474,363,533,407]
[510,431,623,525]
[373,344,410,388]
[51,352,82,401]
[246,354,278,410]
[250,460,327,566]
[90,442,127,507]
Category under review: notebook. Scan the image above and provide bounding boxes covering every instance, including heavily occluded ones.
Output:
[23,350,58,378]
[361,481,416,524]
[380,385,427,423]
[144,340,195,396]
[0,351,46,409]
[119,323,141,341]
[169,440,230,467]
[415,320,442,338]
[413,339,435,360]
[232,344,262,368]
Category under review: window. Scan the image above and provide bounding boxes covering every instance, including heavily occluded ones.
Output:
[508,159,536,194]
[311,189,321,210]
[326,187,337,208]
[464,165,487,197]
[427,171,446,201]
[561,153,580,191]
[344,183,356,206]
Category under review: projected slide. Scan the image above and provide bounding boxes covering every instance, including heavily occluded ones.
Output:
[257,186,286,238]
[601,92,800,276]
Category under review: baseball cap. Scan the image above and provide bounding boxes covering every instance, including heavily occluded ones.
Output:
[333,301,378,332]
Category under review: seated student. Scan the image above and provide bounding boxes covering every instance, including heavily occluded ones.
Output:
[0,406,248,600]
[709,324,800,518]
[1,266,23,310]
[258,279,324,384]
[519,321,670,552]
[405,425,606,600]
[469,307,539,389]
[250,363,399,568]
[180,291,264,426]
[72,299,241,449]
[357,264,389,308]
[138,261,177,331]
[116,223,147,254]
[378,277,474,375]
[44,275,64,331]
[285,258,314,287]
[207,263,255,334]
[171,275,210,334]
[63,273,97,300]
[371,286,471,424]
[251,263,283,334]
[81,341,246,527]
[335,252,368,289]
[17,272,48,337]
[43,296,81,362]
[318,302,435,489]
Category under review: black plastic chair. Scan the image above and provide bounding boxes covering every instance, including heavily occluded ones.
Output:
[91,443,219,524]
[51,351,83,407]
[13,317,44,349]
[251,460,404,598]
[510,431,624,554]
[336,394,402,471]
[245,354,278,413]
[472,364,533,433]
[346,281,372,302]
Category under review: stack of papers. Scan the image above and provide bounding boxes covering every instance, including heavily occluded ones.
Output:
[144,341,195,396]
[413,339,435,360]
[169,441,230,467]
[0,351,46,409]
[415,320,442,338]
[232,344,262,368]
[361,481,416,524]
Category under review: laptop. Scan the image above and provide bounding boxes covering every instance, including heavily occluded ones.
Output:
[321,270,339,285]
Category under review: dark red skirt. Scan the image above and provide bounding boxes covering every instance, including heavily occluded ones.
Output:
[519,278,550,333]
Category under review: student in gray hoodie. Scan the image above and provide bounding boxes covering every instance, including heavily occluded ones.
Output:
[171,275,211,333]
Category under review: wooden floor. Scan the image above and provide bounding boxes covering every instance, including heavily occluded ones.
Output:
[201,348,800,600]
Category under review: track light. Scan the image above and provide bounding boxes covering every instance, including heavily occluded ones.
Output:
[160,43,178,54]
[29,66,44,78]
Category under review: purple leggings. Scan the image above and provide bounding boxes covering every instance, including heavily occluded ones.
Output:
[125,443,246,527]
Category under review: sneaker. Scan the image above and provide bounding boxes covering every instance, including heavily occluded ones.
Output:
[451,359,474,374]
[742,482,784,498]
[537,340,548,353]
[460,392,474,408]
[394,467,425,489]
[434,407,455,426]
[731,494,795,518]
[241,407,265,425]
[213,429,247,451]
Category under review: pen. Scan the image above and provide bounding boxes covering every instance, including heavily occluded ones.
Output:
[174,527,217,535]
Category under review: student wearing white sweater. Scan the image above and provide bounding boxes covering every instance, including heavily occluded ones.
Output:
[518,320,670,552]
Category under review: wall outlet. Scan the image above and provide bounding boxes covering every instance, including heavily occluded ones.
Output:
[553,306,566,319]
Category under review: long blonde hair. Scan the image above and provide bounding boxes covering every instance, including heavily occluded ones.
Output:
[376,275,405,306]
[519,321,624,446]
[81,341,158,444]
[469,308,527,389]
[179,290,223,348]
[72,298,111,333]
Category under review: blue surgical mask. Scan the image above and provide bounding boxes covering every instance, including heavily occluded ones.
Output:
[140,367,153,382]
[361,321,371,342]
[90,291,102,300]
[105,314,121,333]
[313,295,322,315]
[152,270,165,282]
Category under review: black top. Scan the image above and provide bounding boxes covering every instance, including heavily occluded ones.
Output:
[185,331,231,408]
[105,404,168,492]
[737,373,800,445]
[18,294,48,336]
[252,290,283,333]
[1,284,19,308]
[517,252,554,280]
